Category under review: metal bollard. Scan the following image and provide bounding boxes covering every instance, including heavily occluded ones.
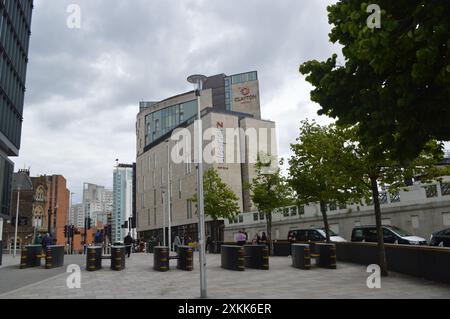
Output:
[292,244,311,270]
[177,246,194,271]
[111,246,126,271]
[316,243,337,269]
[243,245,269,270]
[86,246,103,271]
[153,246,169,272]
[221,245,245,271]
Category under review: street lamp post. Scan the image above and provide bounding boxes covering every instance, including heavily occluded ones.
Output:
[187,74,208,299]
[13,186,21,257]
[167,140,172,252]
[162,188,166,247]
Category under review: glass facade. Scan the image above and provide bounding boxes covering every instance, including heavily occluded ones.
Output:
[144,100,197,146]
[0,154,13,217]
[0,0,33,219]
[0,0,33,152]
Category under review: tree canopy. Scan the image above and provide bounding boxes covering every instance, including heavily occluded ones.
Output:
[300,1,450,164]
[191,168,240,221]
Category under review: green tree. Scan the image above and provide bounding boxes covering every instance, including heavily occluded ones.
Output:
[300,1,450,164]
[191,168,240,242]
[288,120,364,243]
[289,121,447,275]
[248,153,293,255]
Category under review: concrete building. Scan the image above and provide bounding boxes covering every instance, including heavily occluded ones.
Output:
[224,177,450,243]
[113,164,134,243]
[135,71,277,244]
[81,183,113,228]
[71,203,84,228]
[0,1,34,252]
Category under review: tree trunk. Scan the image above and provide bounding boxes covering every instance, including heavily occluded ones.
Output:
[266,212,274,256]
[370,175,388,277]
[320,201,331,243]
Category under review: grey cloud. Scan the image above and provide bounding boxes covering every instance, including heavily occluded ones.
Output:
[16,0,341,203]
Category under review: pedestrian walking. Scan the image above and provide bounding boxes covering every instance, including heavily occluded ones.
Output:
[174,235,182,253]
[124,232,134,258]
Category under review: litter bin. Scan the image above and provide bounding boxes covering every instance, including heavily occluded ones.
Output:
[177,246,193,271]
[316,243,337,269]
[20,245,43,269]
[291,244,311,270]
[45,245,65,269]
[154,246,169,272]
[244,245,269,270]
[221,245,245,271]
[86,246,103,271]
[111,246,126,271]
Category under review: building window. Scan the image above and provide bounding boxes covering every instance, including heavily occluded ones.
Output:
[411,216,420,229]
[283,208,289,217]
[298,206,305,216]
[238,215,243,223]
[441,182,450,196]
[253,213,259,221]
[259,212,265,220]
[443,213,450,227]
[390,191,401,203]
[290,207,297,216]
[179,180,182,199]
[154,208,157,225]
[329,202,337,211]
[187,200,193,219]
[424,185,438,198]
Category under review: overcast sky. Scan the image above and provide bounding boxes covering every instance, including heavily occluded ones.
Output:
[15,0,447,204]
[12,0,339,203]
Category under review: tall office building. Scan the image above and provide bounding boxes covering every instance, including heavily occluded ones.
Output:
[70,203,84,228]
[135,71,277,244]
[112,164,134,242]
[81,183,113,228]
[0,1,34,250]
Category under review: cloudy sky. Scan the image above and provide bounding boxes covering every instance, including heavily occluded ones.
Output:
[14,0,349,203]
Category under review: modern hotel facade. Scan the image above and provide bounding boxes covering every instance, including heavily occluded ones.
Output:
[0,1,34,253]
[135,71,277,244]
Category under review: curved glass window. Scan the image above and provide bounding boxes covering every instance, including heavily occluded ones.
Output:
[144,100,197,146]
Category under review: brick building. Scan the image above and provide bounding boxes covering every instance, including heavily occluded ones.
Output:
[2,170,71,249]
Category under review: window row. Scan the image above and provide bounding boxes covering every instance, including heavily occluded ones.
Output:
[144,100,197,146]
[0,94,22,148]
[0,54,26,113]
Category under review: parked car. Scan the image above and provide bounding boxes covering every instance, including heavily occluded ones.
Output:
[430,228,450,247]
[351,225,427,245]
[287,228,346,243]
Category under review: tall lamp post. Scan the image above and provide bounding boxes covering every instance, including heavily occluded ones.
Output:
[13,186,21,257]
[187,74,207,299]
[166,139,172,252]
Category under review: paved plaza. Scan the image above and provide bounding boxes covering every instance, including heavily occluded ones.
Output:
[0,253,449,299]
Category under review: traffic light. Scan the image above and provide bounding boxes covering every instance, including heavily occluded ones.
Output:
[64,225,68,238]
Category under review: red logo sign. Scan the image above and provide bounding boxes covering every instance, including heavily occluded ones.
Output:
[240,87,250,96]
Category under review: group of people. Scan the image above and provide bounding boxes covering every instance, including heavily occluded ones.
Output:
[235,229,268,246]
[34,233,55,252]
